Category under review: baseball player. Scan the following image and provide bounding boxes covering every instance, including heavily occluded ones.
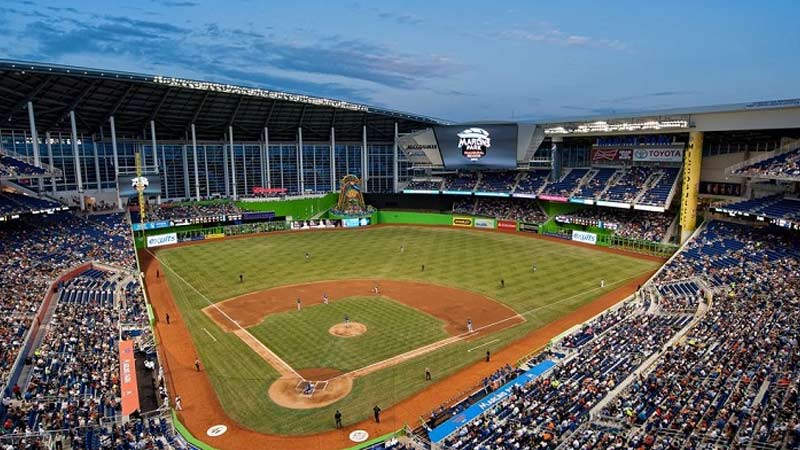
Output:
[467,319,473,333]
[296,297,302,311]
[323,293,329,305]
[600,279,605,288]
[372,282,380,294]
[344,314,350,327]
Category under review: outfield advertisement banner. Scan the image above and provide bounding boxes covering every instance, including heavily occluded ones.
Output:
[429,360,556,443]
[538,194,568,203]
[452,217,473,227]
[473,218,496,229]
[146,232,178,248]
[519,222,539,233]
[497,219,517,230]
[591,148,633,162]
[131,220,172,231]
[571,230,597,245]
[119,340,139,416]
[633,147,684,162]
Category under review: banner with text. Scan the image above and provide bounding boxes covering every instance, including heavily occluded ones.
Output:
[591,148,633,162]
[473,218,496,229]
[571,230,597,245]
[146,232,178,248]
[633,147,684,162]
[452,216,474,227]
[119,340,140,416]
[497,219,517,230]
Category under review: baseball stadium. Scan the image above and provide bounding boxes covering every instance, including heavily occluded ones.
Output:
[1,13,800,450]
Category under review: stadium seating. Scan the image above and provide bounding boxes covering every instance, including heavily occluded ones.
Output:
[429,220,800,450]
[637,167,680,206]
[441,173,479,193]
[512,170,549,196]
[130,200,240,223]
[733,147,800,179]
[593,222,800,449]
[0,155,47,178]
[573,168,616,200]
[717,195,800,223]
[0,211,157,448]
[0,192,63,217]
[555,207,675,242]
[540,168,590,198]
[404,179,443,191]
[474,172,518,194]
[470,198,547,224]
[601,167,653,203]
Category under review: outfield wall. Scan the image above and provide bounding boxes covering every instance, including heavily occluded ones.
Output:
[236,193,337,219]
[376,210,454,225]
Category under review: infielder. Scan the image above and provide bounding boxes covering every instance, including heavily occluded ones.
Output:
[467,319,473,333]
[323,293,329,305]
[296,297,302,311]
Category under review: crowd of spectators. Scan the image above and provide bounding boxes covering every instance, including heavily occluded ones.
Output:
[442,173,479,192]
[0,211,169,448]
[131,200,240,223]
[734,147,800,179]
[555,207,675,243]
[473,198,548,224]
[452,198,548,224]
[475,172,517,193]
[0,213,134,390]
[590,221,800,450]
[439,308,691,449]
[429,220,800,450]
[404,180,443,191]
[541,169,590,198]
[514,171,550,196]
[0,192,63,217]
[601,167,653,203]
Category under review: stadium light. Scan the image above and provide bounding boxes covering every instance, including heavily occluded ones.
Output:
[153,76,369,112]
[544,119,689,135]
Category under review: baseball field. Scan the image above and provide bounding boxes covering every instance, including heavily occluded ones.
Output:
[142,225,661,439]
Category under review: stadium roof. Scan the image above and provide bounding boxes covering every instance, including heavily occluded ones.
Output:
[0,60,447,142]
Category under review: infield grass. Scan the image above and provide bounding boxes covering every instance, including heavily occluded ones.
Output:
[155,225,660,434]
[249,296,448,372]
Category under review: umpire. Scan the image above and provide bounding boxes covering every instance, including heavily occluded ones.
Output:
[334,410,342,429]
[373,405,381,423]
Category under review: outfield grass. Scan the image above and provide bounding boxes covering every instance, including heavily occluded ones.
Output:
[249,296,448,372]
[157,226,660,434]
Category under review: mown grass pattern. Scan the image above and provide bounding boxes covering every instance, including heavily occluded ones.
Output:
[157,226,659,434]
[250,296,448,372]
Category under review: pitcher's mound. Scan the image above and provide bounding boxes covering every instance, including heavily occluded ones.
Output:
[329,322,367,337]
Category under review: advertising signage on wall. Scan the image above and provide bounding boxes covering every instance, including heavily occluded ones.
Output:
[452,216,474,227]
[633,148,684,162]
[591,148,633,162]
[434,124,518,170]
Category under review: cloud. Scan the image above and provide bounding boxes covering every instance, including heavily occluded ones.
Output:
[158,0,197,6]
[607,90,702,103]
[1,4,460,103]
[496,24,627,50]
[376,11,422,26]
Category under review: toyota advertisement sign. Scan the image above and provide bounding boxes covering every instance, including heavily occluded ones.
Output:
[434,124,518,169]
